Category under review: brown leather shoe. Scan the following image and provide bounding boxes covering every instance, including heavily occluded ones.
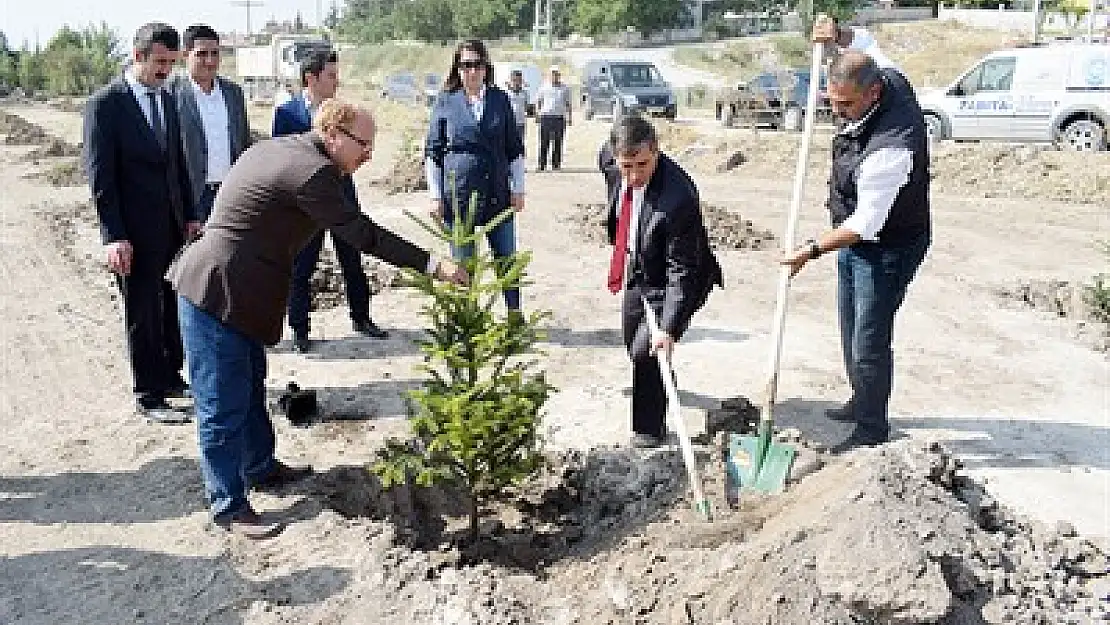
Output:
[214,507,284,540]
[251,460,313,491]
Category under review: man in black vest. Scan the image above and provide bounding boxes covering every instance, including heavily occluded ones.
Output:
[782,17,930,447]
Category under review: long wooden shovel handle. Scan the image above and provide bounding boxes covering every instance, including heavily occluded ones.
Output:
[642,298,710,518]
[762,41,827,423]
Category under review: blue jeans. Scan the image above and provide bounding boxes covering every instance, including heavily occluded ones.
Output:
[449,215,521,310]
[836,233,929,438]
[287,230,371,335]
[177,296,275,520]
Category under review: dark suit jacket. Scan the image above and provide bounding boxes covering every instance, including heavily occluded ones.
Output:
[166,133,431,345]
[170,74,252,208]
[83,76,196,262]
[272,93,359,206]
[607,154,723,338]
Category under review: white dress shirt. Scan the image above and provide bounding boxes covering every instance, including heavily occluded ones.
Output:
[424,87,526,199]
[124,71,166,136]
[191,78,232,184]
[836,28,914,242]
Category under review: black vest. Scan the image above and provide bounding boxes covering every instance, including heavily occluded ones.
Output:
[828,68,931,246]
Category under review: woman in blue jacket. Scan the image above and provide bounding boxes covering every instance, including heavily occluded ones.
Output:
[425,39,526,314]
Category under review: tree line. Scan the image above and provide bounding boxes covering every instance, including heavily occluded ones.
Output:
[0,25,123,97]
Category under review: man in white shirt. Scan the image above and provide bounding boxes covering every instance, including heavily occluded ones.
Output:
[171,24,252,223]
[782,17,931,449]
[535,65,572,171]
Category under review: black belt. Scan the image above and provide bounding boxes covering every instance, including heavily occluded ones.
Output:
[204,182,221,191]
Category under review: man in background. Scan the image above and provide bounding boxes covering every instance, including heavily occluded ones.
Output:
[83,22,199,423]
[170,24,252,223]
[506,69,529,149]
[274,49,388,353]
[535,65,572,171]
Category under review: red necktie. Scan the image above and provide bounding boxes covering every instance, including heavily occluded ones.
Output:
[607,187,634,294]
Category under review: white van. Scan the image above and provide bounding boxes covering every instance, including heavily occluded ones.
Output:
[919,42,1109,151]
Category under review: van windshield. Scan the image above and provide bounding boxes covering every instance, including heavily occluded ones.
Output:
[610,64,664,88]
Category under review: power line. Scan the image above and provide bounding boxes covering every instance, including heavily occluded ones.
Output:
[230,0,265,36]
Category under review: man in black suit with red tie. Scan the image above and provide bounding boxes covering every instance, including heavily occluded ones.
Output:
[606,115,722,448]
[84,22,199,423]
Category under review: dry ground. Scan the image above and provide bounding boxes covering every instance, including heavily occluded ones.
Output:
[0,75,1107,624]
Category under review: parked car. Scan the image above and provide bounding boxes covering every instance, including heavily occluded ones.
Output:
[919,41,1109,151]
[380,72,421,104]
[714,69,831,131]
[422,72,442,107]
[581,60,677,120]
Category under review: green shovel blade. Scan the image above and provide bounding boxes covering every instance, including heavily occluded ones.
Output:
[728,430,796,494]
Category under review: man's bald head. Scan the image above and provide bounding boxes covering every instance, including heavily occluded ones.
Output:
[828,50,881,92]
[826,50,884,123]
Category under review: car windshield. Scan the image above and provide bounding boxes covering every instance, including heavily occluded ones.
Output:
[390,73,416,86]
[610,64,664,88]
[424,74,440,88]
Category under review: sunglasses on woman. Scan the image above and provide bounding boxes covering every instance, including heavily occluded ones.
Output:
[459,59,485,71]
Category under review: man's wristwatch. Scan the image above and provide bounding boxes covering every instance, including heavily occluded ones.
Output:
[806,239,823,260]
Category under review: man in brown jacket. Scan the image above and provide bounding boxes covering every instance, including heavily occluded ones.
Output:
[167,99,466,539]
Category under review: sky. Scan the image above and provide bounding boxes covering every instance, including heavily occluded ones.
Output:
[4,0,331,49]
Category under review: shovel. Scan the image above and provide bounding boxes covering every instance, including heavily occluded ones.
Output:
[642,298,712,520]
[730,40,829,494]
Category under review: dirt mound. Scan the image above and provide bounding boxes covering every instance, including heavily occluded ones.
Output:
[562,202,776,251]
[931,145,1110,205]
[24,138,82,160]
[0,111,54,146]
[995,279,1110,352]
[22,159,87,187]
[297,440,1107,623]
[309,243,403,311]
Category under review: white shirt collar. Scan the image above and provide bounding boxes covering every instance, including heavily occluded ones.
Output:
[190,76,221,97]
[125,70,161,96]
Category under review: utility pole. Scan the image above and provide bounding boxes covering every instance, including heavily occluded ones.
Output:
[1033,0,1041,43]
[231,0,265,37]
[1088,0,1097,40]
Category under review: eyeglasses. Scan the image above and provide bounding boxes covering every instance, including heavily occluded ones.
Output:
[339,126,372,151]
[192,50,220,58]
[459,59,485,71]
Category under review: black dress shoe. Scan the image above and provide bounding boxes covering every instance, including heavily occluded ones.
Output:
[352,319,389,339]
[137,399,191,424]
[630,432,666,449]
[824,402,856,422]
[165,383,192,399]
[292,333,312,353]
[251,460,313,491]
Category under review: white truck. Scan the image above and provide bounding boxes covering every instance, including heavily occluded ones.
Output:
[919,41,1109,152]
[235,35,333,102]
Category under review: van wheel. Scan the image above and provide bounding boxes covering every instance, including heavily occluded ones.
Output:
[584,107,594,121]
[924,114,945,149]
[1060,119,1107,152]
[783,107,803,132]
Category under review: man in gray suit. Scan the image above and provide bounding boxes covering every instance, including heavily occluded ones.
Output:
[168,99,467,539]
[170,24,252,223]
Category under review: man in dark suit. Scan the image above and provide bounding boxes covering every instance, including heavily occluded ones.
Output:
[83,22,199,423]
[274,50,386,353]
[606,115,722,448]
[167,99,467,538]
[170,24,252,223]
